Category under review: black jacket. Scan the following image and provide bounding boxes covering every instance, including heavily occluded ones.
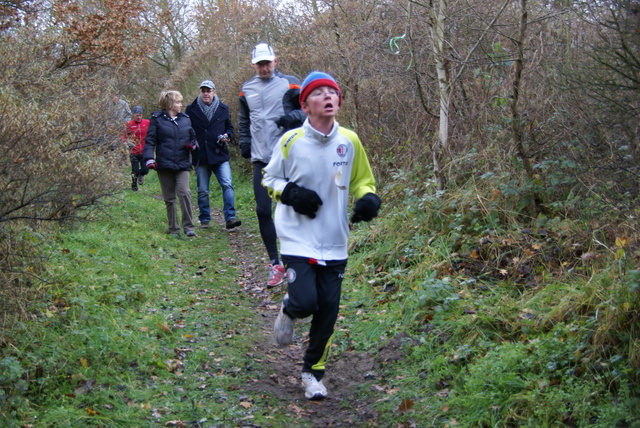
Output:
[143,110,195,171]
[185,98,234,166]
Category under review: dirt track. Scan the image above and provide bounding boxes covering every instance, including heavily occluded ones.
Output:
[222,212,404,427]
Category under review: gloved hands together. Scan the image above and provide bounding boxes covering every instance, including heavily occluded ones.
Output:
[185,140,197,151]
[241,144,251,159]
[217,134,230,144]
[146,159,158,170]
[281,182,323,218]
[351,193,381,223]
[275,114,297,131]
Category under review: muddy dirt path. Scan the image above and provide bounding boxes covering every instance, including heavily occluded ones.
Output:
[222,218,403,427]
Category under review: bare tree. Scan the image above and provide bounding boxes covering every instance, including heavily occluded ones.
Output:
[0,0,152,289]
[568,0,640,187]
[405,0,511,189]
[51,0,152,69]
[142,0,197,74]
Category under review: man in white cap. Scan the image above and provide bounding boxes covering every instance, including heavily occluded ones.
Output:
[238,43,306,288]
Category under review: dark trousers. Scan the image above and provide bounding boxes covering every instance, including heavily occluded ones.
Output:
[253,162,279,263]
[282,255,347,381]
[130,153,149,177]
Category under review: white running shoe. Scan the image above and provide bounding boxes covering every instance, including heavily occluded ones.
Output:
[273,294,295,346]
[301,372,327,400]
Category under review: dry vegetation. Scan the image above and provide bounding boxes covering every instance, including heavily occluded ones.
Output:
[2,0,638,332]
[0,0,638,424]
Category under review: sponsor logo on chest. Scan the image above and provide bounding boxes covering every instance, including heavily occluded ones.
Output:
[333,143,349,167]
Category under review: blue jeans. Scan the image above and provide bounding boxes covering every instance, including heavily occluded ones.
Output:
[196,162,236,223]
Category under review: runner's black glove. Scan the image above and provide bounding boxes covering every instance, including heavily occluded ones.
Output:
[275,114,297,130]
[281,182,323,218]
[351,193,381,223]
[241,144,251,159]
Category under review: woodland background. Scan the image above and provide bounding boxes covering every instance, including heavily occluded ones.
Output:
[1,0,638,272]
[0,0,639,425]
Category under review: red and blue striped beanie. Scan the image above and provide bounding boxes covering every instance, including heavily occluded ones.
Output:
[299,71,342,106]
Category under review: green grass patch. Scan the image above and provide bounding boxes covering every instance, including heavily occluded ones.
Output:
[340,169,640,427]
[2,164,639,427]
[1,168,282,427]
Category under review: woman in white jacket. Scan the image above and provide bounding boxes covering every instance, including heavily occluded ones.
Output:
[262,71,381,401]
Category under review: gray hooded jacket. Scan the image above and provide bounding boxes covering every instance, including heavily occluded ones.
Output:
[238,70,305,164]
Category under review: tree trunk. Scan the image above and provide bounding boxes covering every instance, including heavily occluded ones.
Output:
[511,0,545,215]
[429,0,449,190]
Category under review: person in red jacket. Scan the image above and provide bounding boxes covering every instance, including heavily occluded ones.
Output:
[124,106,150,191]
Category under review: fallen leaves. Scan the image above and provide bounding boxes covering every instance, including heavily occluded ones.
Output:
[436,388,450,398]
[370,384,399,395]
[157,322,172,333]
[74,378,95,395]
[287,403,314,417]
[398,398,414,412]
[163,359,184,374]
[580,252,599,261]
[615,237,629,248]
[85,407,99,416]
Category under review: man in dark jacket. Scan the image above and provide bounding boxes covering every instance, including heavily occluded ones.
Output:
[186,80,241,230]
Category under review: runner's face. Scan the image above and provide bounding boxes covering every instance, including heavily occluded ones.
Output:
[302,86,341,119]
[252,59,277,79]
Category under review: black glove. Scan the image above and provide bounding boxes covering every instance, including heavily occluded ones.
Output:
[351,193,381,223]
[275,114,297,131]
[241,144,251,159]
[281,182,323,218]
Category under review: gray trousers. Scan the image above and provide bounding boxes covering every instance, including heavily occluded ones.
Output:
[157,169,194,234]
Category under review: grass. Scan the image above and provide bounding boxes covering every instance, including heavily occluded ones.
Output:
[340,170,640,427]
[2,163,640,427]
[1,166,283,427]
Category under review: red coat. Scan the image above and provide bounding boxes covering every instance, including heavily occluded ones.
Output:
[124,118,150,155]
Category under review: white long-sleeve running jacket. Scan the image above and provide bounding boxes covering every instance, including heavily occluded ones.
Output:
[262,119,376,261]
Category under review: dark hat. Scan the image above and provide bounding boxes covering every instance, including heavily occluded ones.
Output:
[132,106,143,114]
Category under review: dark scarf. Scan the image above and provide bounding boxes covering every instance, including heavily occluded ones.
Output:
[197,95,219,122]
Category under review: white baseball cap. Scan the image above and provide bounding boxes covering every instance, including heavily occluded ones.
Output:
[251,43,276,64]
